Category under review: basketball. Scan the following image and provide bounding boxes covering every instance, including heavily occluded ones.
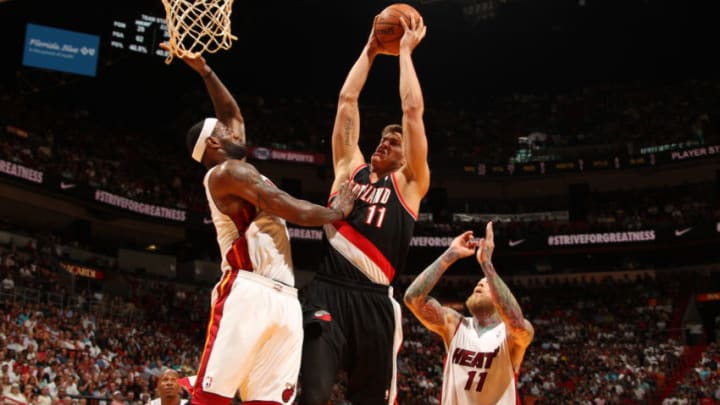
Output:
[373,3,422,56]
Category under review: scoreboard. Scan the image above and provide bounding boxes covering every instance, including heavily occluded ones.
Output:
[110,14,169,58]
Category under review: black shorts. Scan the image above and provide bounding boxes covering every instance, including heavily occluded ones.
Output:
[299,274,402,405]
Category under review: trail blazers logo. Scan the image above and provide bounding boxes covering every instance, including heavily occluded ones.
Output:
[313,310,332,322]
[282,383,295,403]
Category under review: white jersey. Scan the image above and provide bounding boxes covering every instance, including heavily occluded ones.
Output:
[148,399,188,405]
[442,319,517,405]
[203,167,294,286]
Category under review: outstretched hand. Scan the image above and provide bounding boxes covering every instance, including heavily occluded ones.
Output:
[476,221,495,265]
[399,14,427,53]
[330,180,360,219]
[448,230,478,259]
[365,16,382,56]
[160,42,210,75]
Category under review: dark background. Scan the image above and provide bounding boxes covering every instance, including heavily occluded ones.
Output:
[2,0,720,131]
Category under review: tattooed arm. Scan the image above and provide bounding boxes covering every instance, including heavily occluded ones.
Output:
[476,221,534,372]
[329,22,382,192]
[208,160,357,226]
[404,231,477,345]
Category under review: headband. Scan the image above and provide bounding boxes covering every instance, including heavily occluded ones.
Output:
[191,118,218,163]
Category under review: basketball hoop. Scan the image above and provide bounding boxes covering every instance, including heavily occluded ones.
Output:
[161,0,238,64]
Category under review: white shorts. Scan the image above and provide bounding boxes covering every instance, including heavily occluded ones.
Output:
[195,270,302,403]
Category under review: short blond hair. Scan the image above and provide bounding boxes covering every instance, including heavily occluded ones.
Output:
[381,124,402,137]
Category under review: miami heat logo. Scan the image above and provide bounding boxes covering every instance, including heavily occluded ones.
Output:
[281,383,295,403]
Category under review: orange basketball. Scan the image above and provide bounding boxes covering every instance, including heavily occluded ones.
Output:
[373,3,422,56]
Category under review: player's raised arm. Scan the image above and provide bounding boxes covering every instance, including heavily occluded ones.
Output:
[397,15,430,201]
[209,160,357,227]
[330,23,382,191]
[162,42,246,144]
[476,222,534,371]
[404,231,477,344]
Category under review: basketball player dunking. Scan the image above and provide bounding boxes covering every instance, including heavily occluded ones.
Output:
[404,222,534,405]
[299,15,429,405]
[161,43,358,405]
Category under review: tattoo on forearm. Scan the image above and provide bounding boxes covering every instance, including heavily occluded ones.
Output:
[482,262,525,329]
[343,118,353,146]
[406,251,457,300]
[405,250,459,327]
[406,260,442,300]
[415,297,445,327]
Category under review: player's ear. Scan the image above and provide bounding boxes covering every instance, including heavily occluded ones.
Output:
[207,136,221,150]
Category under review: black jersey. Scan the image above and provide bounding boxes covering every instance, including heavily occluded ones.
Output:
[318,164,417,285]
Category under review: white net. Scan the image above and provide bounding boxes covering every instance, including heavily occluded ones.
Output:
[161,0,238,64]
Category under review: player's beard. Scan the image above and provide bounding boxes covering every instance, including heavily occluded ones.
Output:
[223,140,248,160]
[466,294,494,319]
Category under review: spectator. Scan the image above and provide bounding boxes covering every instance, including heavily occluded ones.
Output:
[2,383,26,405]
[148,369,186,405]
[110,391,124,405]
[1,275,13,294]
[35,387,50,405]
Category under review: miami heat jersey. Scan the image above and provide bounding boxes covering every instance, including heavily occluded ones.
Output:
[203,166,294,286]
[320,164,417,285]
[442,320,517,405]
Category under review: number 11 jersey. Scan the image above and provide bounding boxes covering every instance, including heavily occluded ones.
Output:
[320,164,417,285]
[442,319,518,405]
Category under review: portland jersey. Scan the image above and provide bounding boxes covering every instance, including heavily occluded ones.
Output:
[442,320,517,405]
[203,166,294,286]
[320,164,417,285]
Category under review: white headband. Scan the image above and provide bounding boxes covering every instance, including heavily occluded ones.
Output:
[191,118,218,163]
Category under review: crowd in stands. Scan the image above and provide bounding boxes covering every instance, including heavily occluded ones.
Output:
[1,220,719,404]
[415,181,719,244]
[0,82,720,262]
[514,275,681,404]
[0,225,204,405]
[448,79,720,165]
[662,343,720,404]
[1,90,207,213]
[2,78,720,216]
[2,77,720,403]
